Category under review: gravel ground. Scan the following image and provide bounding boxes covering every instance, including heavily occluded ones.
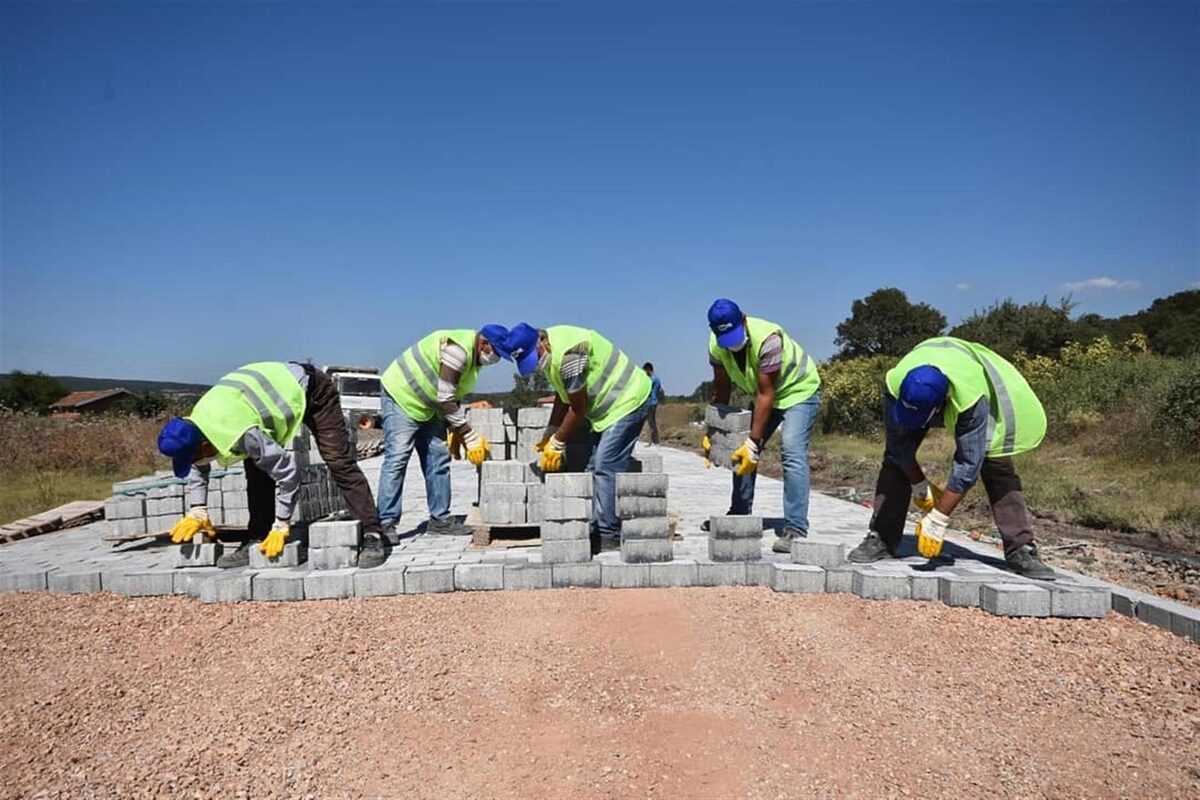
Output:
[1,590,1198,799]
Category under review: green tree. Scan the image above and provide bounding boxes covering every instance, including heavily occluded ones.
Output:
[950,297,1077,358]
[834,288,946,358]
[509,371,552,407]
[0,371,68,414]
[1135,290,1200,356]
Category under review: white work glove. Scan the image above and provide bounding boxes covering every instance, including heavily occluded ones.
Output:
[916,508,950,559]
[911,480,944,514]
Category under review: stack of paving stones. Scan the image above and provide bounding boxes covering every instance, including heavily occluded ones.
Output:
[708,515,764,562]
[541,473,593,564]
[480,461,543,526]
[704,404,752,469]
[618,473,672,564]
[466,407,512,460]
[514,406,552,461]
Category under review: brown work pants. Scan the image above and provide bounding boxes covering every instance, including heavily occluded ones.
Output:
[246,365,382,538]
[868,456,1035,559]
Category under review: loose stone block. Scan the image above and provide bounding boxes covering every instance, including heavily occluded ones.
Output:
[617,496,668,520]
[708,537,762,562]
[540,520,590,541]
[517,406,552,427]
[0,570,48,592]
[773,563,826,593]
[252,570,306,602]
[454,563,504,591]
[552,562,602,588]
[172,567,221,597]
[110,571,173,597]
[649,560,697,588]
[542,539,593,564]
[1134,598,1172,629]
[621,538,674,564]
[480,460,531,484]
[104,496,145,519]
[504,564,552,590]
[354,567,407,598]
[602,562,649,589]
[199,573,253,604]
[709,516,764,539]
[542,496,592,521]
[1169,608,1200,644]
[825,566,859,594]
[308,520,361,548]
[405,565,455,594]
[981,583,1051,617]
[309,546,358,570]
[112,517,147,537]
[696,561,747,586]
[223,492,249,510]
[909,573,941,602]
[249,541,305,569]
[615,473,668,497]
[543,473,594,498]
[48,571,102,594]
[481,498,527,525]
[1049,585,1111,619]
[705,404,752,432]
[621,517,671,540]
[625,454,663,473]
[790,539,845,568]
[173,541,222,569]
[304,569,356,600]
[224,509,251,527]
[938,574,984,607]
[852,570,911,601]
[745,561,776,587]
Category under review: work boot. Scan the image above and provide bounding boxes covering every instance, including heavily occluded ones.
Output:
[772,525,807,554]
[426,516,472,536]
[1006,544,1056,581]
[216,541,251,569]
[358,531,388,569]
[381,524,400,546]
[846,532,896,564]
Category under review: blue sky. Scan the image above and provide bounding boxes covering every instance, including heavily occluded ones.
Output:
[2,1,1197,395]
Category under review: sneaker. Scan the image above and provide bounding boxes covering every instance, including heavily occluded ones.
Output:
[772,526,807,554]
[426,516,473,536]
[381,524,400,546]
[358,532,388,569]
[1006,544,1056,581]
[846,532,896,564]
[216,541,251,569]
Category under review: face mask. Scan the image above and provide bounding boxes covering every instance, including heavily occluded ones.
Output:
[728,336,748,353]
[536,350,551,372]
[478,348,500,367]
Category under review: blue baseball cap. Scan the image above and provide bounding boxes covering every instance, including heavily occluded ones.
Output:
[158,417,203,478]
[499,322,541,376]
[707,298,747,349]
[479,324,510,356]
[892,366,950,429]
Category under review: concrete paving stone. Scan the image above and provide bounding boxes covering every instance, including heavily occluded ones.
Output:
[454,563,504,591]
[852,570,911,601]
[708,515,764,539]
[696,561,747,586]
[1169,609,1200,644]
[109,571,174,597]
[790,539,845,568]
[249,541,305,569]
[1049,585,1111,619]
[825,566,864,594]
[621,517,671,540]
[104,497,144,519]
[981,583,1051,617]
[649,559,697,588]
[708,537,762,562]
[909,573,942,602]
[1111,591,1137,617]
[1132,596,1187,634]
[0,570,47,593]
[773,563,826,593]
[173,542,222,569]
[745,561,775,586]
[47,571,103,594]
[617,496,669,520]
[625,454,663,473]
[517,407,552,427]
[543,473,594,498]
[308,546,358,570]
[621,539,674,564]
[199,573,254,604]
[303,569,356,600]
[112,517,147,537]
[542,539,593,564]
[405,564,455,594]
[938,574,985,607]
[172,567,222,597]
[224,509,251,527]
[223,492,249,510]
[542,497,591,521]
[704,404,752,432]
[602,562,649,589]
[552,562,602,588]
[308,520,361,548]
[615,473,668,497]
[540,520,590,541]
[482,483,528,502]
[354,566,407,598]
[251,570,306,601]
[482,499,527,525]
[504,563,552,590]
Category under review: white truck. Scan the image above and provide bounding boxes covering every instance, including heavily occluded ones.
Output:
[324,365,382,429]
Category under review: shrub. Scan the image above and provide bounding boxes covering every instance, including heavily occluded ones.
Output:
[1154,358,1200,452]
[818,356,892,436]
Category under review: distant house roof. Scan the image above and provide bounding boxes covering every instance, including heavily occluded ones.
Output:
[49,389,131,411]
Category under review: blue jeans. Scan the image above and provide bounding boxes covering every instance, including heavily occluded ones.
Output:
[377,393,452,527]
[730,391,820,533]
[587,398,651,536]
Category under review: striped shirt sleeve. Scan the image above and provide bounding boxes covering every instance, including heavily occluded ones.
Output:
[757,333,783,374]
[947,398,990,493]
[560,344,590,394]
[438,341,470,429]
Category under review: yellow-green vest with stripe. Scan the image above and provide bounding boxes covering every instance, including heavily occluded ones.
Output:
[187,362,307,467]
[885,337,1046,457]
[381,329,481,422]
[708,316,821,409]
[546,325,652,432]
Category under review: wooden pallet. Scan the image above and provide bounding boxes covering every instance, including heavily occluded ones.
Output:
[466,505,541,549]
[0,500,105,544]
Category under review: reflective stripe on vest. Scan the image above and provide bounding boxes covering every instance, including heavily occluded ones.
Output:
[216,367,297,438]
[918,339,1018,453]
[591,352,638,420]
[394,346,439,408]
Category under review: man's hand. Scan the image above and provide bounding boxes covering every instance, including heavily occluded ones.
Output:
[259,520,291,558]
[539,435,566,473]
[533,424,556,454]
[464,429,490,467]
[170,506,216,544]
[912,480,944,514]
[701,429,713,469]
[730,437,760,478]
[916,509,950,559]
[447,429,464,460]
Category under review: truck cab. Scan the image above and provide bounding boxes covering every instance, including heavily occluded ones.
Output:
[324,365,382,429]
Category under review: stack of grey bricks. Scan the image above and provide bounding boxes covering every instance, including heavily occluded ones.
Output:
[290,428,349,523]
[541,473,593,563]
[618,473,672,563]
[624,453,664,474]
[466,407,511,460]
[705,404,752,469]
[307,519,360,569]
[480,461,541,526]
[708,515,763,561]
[514,406,552,461]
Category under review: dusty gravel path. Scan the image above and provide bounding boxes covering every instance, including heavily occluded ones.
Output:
[1,590,1197,798]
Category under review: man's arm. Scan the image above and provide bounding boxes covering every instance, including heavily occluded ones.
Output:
[437,342,471,434]
[937,398,990,516]
[555,390,589,441]
[751,369,777,441]
[185,463,211,509]
[882,392,927,484]
[239,429,300,521]
[552,345,590,442]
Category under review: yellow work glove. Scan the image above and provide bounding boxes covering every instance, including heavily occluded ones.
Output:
[912,480,944,514]
[447,429,464,460]
[916,508,950,559]
[532,424,555,454]
[463,429,490,467]
[730,437,760,478]
[539,435,566,473]
[701,429,713,469]
[170,506,216,544]
[259,520,290,558]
